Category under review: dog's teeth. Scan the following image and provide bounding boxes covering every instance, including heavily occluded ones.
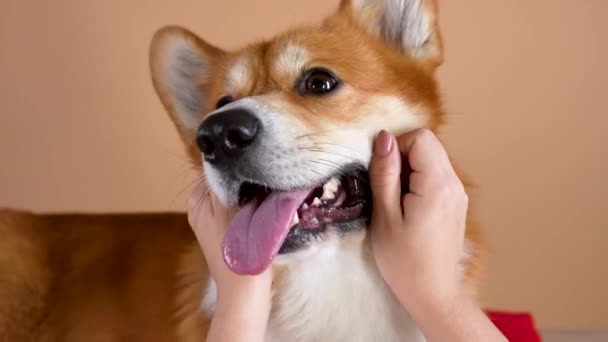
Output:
[321,177,340,201]
[291,212,300,226]
[301,203,309,210]
[312,197,322,206]
[320,190,335,201]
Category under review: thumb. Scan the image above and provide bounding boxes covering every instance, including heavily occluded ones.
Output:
[369,130,403,221]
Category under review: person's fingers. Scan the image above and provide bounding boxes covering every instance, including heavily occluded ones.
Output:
[396,128,453,178]
[407,170,435,196]
[369,130,403,222]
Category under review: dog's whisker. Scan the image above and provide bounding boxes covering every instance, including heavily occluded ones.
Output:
[305,167,325,178]
[169,172,208,208]
[306,160,347,176]
[295,129,356,140]
[298,148,359,160]
[173,179,197,201]
[193,186,212,218]
[307,159,370,186]
[310,142,359,152]
[315,158,344,169]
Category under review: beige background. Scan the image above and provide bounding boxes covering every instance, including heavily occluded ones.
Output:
[1,0,607,330]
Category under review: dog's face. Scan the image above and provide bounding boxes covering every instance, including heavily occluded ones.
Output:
[150,0,444,274]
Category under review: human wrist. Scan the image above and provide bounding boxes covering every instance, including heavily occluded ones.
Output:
[398,278,465,321]
[216,277,271,309]
[404,288,507,342]
[209,280,272,342]
[408,287,476,327]
[213,289,272,333]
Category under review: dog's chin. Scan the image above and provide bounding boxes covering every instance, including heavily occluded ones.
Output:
[272,220,369,265]
[277,219,369,256]
[229,167,373,256]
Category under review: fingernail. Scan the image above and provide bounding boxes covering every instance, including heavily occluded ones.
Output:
[374,130,393,157]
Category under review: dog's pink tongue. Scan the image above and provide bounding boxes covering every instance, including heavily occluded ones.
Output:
[222,189,311,275]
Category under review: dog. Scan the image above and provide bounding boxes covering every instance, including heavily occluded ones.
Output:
[0,0,482,341]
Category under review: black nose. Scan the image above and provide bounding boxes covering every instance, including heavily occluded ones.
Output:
[196,108,261,164]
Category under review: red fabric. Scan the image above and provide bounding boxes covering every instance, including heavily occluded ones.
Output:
[486,311,542,342]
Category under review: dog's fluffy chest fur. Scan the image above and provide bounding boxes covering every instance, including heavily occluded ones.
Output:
[203,234,425,342]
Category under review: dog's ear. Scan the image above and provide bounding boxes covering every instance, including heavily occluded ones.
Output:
[149,26,225,141]
[339,0,442,69]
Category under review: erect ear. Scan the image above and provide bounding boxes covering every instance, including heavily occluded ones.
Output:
[339,0,442,69]
[149,26,225,141]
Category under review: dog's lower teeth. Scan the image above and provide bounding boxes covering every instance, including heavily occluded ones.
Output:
[291,212,300,227]
[312,197,322,207]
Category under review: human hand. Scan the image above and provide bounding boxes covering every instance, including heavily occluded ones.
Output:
[369,129,506,341]
[187,179,273,300]
[369,129,469,311]
[187,179,272,342]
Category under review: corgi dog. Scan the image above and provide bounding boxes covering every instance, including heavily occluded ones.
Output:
[0,0,482,341]
[154,0,483,340]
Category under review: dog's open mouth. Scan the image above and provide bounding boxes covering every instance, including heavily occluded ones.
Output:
[239,174,369,229]
[222,171,371,275]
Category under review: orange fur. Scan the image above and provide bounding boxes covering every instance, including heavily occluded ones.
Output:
[0,210,206,341]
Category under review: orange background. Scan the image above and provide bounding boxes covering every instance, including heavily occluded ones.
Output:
[1,0,607,330]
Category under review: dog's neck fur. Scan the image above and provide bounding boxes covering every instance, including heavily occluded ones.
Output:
[202,230,425,342]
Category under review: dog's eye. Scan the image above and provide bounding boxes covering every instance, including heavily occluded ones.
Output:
[299,69,339,95]
[216,95,234,109]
